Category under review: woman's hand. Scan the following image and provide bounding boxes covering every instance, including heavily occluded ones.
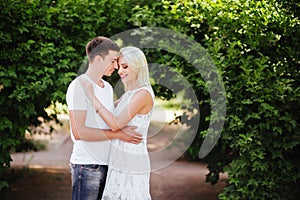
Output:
[78,76,96,104]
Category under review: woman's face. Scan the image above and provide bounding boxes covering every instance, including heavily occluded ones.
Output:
[117,56,136,84]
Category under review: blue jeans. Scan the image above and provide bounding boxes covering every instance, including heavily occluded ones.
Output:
[70,164,108,200]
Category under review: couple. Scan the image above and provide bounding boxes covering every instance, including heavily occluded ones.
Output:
[66,36,154,200]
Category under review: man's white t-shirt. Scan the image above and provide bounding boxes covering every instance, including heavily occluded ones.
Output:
[66,74,114,165]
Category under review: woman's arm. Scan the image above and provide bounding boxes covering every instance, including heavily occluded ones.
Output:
[92,89,153,131]
[79,77,153,131]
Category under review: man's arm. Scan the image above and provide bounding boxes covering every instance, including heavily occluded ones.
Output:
[69,110,142,144]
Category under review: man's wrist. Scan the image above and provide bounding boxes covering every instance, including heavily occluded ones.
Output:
[101,129,115,140]
[113,130,121,140]
[105,129,120,140]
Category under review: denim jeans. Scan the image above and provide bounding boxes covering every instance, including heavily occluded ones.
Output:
[70,164,108,200]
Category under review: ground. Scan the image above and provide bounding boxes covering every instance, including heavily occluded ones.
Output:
[0,117,227,200]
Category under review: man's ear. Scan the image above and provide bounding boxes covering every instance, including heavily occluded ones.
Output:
[95,54,103,64]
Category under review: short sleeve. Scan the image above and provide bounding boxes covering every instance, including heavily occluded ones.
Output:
[66,78,88,110]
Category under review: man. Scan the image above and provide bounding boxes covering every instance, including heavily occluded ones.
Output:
[66,36,142,200]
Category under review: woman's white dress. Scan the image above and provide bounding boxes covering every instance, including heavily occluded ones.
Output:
[102,87,153,200]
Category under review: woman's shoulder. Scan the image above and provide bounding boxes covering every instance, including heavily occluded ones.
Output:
[134,86,154,95]
[129,87,154,106]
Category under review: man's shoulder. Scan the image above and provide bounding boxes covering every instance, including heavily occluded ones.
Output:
[67,75,84,88]
[66,76,85,96]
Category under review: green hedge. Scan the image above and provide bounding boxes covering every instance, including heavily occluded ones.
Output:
[130,0,300,199]
[0,0,135,189]
[1,0,299,199]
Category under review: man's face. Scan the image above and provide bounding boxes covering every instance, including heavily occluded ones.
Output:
[102,50,119,77]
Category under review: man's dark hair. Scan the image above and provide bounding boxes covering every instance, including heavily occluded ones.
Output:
[86,36,120,62]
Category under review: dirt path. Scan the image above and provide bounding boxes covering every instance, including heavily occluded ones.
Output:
[1,162,226,200]
[1,120,227,199]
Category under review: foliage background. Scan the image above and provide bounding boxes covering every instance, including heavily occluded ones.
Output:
[1,0,299,199]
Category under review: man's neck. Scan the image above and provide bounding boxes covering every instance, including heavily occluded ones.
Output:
[85,68,103,84]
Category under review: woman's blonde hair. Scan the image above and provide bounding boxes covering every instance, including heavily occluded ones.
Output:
[119,46,154,95]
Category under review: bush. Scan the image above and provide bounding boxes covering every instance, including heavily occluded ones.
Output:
[0,0,135,189]
[1,0,299,199]
[129,0,300,199]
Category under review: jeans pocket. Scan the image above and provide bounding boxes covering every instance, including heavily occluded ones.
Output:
[82,164,100,172]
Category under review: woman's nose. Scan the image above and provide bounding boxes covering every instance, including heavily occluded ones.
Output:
[118,66,124,73]
[118,67,123,75]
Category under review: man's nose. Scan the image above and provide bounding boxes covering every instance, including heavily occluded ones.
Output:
[113,62,119,69]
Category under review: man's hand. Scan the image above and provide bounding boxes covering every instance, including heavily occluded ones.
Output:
[116,126,142,144]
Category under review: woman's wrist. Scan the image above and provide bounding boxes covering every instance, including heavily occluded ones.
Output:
[95,104,104,113]
[93,98,104,113]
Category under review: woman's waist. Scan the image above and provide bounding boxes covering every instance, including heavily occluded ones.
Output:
[115,140,148,150]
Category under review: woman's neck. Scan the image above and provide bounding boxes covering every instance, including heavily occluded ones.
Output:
[126,82,139,91]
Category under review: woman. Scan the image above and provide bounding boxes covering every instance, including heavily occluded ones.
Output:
[81,46,154,199]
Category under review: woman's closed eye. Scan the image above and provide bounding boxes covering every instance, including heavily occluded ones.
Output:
[118,64,128,70]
